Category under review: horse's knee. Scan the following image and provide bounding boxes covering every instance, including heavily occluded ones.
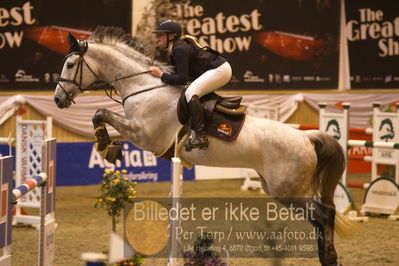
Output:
[92,109,107,127]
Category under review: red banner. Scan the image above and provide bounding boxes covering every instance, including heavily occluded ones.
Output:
[0,0,131,90]
[173,0,340,90]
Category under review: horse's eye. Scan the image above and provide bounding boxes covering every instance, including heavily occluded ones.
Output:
[67,62,74,69]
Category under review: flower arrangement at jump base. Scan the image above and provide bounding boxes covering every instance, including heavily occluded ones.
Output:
[95,169,146,265]
[95,169,137,232]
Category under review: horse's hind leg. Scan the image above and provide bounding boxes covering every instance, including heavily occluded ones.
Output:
[300,200,337,266]
[279,198,337,266]
[260,174,337,264]
[313,202,337,266]
[92,109,125,164]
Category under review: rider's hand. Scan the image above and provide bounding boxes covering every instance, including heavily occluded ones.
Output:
[149,66,163,78]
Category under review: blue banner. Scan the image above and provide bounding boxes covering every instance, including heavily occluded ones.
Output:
[0,142,195,186]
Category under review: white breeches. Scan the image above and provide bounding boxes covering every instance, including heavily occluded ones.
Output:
[185,62,232,102]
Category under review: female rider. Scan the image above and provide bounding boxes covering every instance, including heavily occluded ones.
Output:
[149,20,232,151]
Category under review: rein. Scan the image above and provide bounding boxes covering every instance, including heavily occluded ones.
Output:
[121,84,166,105]
[58,40,167,105]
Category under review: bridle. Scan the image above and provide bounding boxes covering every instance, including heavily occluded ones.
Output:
[57,40,166,105]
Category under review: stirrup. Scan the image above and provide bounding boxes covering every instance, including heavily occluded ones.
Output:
[184,137,209,152]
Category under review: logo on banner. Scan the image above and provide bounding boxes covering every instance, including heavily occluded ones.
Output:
[243,71,265,83]
[325,119,341,140]
[378,118,394,142]
[15,69,39,82]
[88,143,159,182]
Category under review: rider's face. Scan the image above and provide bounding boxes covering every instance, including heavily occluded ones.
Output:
[155,33,168,48]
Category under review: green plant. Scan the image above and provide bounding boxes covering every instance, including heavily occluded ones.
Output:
[95,169,137,232]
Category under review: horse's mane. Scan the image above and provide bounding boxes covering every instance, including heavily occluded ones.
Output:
[88,26,173,72]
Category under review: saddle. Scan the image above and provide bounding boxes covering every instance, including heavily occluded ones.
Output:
[159,92,246,163]
[177,91,247,140]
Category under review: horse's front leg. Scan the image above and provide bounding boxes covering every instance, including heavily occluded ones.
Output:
[92,109,137,164]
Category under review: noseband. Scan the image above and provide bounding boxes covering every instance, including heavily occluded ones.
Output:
[57,40,164,105]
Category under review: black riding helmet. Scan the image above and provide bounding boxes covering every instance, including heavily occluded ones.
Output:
[153,20,182,39]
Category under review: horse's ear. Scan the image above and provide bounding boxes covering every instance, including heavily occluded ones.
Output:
[67,32,77,46]
[67,32,80,54]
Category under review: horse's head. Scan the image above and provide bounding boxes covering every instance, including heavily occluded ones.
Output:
[54,33,98,108]
[55,26,176,108]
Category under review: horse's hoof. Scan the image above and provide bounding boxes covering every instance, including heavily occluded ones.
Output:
[105,143,122,164]
[94,125,111,149]
[95,143,109,159]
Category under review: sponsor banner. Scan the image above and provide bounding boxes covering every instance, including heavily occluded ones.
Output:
[0,142,195,186]
[169,0,340,89]
[346,0,399,88]
[0,0,131,90]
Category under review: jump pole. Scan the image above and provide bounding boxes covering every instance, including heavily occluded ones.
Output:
[0,138,56,266]
[287,124,373,135]
[168,157,183,266]
[168,134,183,266]
[348,140,399,149]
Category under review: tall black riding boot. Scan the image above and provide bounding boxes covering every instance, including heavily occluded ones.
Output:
[184,95,209,151]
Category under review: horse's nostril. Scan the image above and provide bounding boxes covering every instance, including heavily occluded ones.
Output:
[54,96,60,104]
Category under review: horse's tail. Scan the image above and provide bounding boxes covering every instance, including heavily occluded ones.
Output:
[306,130,345,206]
[306,130,359,237]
